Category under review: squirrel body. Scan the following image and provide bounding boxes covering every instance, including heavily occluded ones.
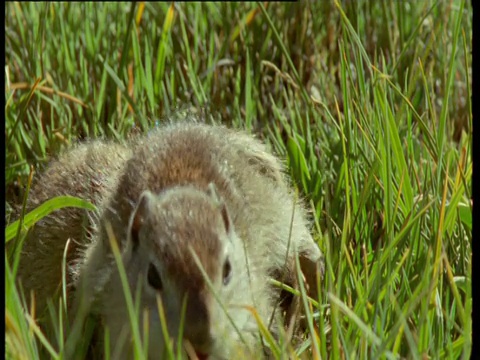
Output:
[16,122,324,359]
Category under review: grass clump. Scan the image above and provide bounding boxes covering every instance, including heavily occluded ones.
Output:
[5,1,471,359]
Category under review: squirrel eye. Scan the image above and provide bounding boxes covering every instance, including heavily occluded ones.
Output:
[222,258,232,285]
[147,263,163,291]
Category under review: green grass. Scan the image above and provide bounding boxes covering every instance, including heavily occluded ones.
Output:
[5,1,472,359]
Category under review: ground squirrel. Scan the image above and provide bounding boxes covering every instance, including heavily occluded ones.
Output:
[15,122,324,359]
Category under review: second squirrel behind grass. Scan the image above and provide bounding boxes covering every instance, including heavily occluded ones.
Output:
[17,121,324,359]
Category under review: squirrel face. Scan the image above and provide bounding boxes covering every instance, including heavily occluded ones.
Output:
[108,183,256,358]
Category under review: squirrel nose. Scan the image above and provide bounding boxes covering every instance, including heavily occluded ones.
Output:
[184,329,214,358]
[183,295,214,348]
[194,350,209,360]
[184,323,214,350]
[183,339,213,360]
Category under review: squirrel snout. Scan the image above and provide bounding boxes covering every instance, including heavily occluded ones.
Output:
[183,294,213,341]
[184,325,215,357]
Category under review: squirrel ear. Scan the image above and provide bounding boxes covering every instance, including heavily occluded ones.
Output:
[206,182,231,234]
[129,190,154,250]
[219,202,231,234]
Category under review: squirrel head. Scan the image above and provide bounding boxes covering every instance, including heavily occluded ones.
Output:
[106,183,255,358]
